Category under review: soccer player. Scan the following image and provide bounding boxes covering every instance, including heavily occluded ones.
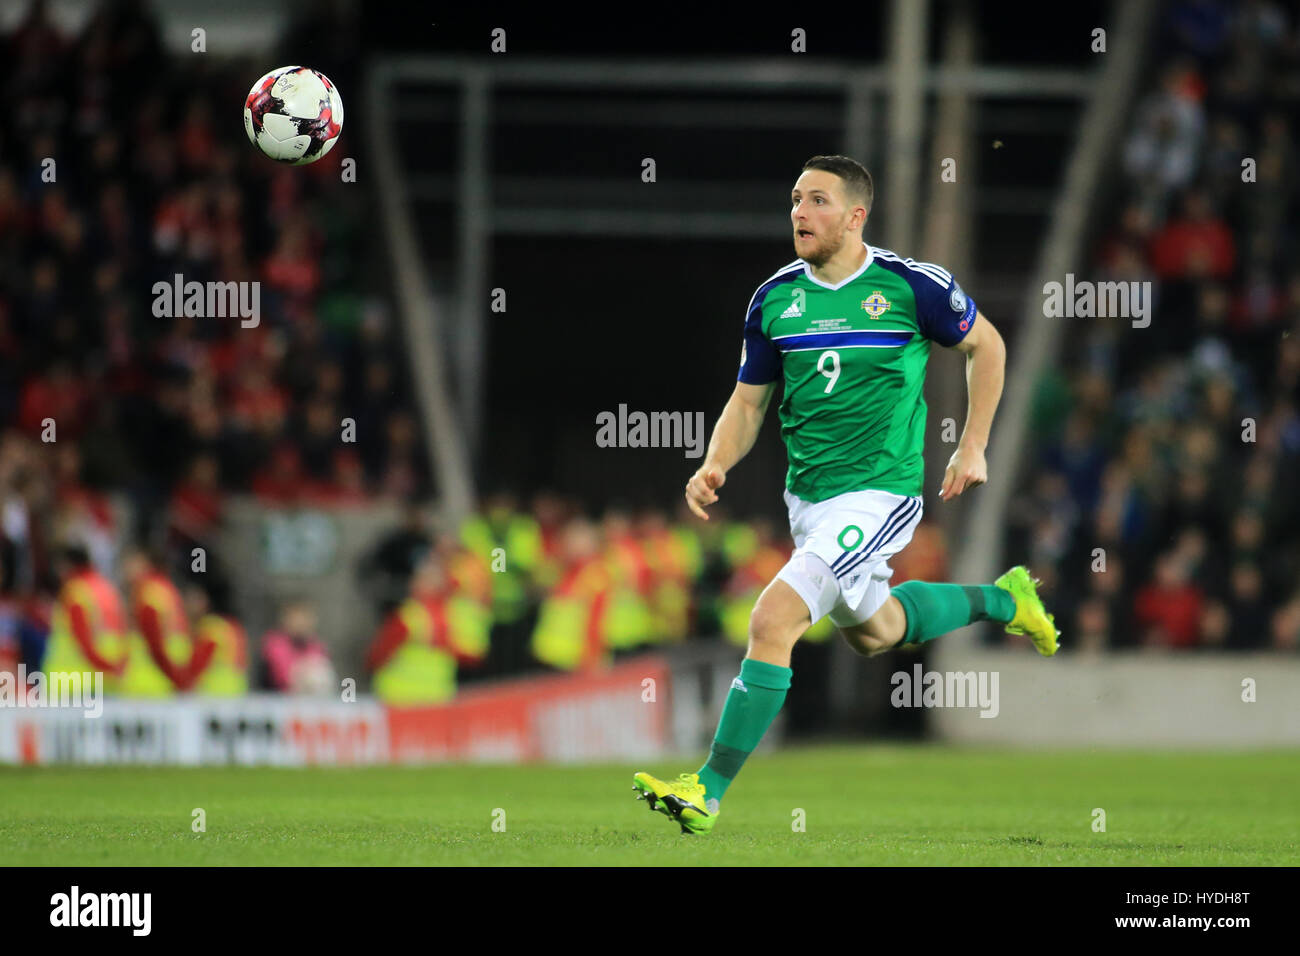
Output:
[633,155,1060,834]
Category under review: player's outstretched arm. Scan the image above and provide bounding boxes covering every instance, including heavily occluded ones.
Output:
[685,381,774,520]
[941,310,1005,500]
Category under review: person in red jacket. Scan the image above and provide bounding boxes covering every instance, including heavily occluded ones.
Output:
[1134,551,1205,649]
[1149,190,1236,280]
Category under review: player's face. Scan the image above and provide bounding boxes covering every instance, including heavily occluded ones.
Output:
[790,170,855,267]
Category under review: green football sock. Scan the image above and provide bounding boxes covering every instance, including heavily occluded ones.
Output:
[891,580,1016,645]
[696,657,792,805]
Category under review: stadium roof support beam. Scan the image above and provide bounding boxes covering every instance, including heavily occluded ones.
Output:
[456,71,491,466]
[366,64,476,524]
[945,0,1160,647]
[884,0,927,254]
[920,0,977,546]
[379,57,1091,97]
[842,77,874,182]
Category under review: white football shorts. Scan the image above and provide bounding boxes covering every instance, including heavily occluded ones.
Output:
[776,486,923,627]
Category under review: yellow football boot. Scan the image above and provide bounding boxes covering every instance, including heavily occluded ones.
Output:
[994,565,1061,656]
[632,771,718,834]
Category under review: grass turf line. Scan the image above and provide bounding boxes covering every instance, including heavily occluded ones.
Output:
[1,745,1297,865]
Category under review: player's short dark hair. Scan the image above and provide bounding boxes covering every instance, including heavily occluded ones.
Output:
[801,155,874,216]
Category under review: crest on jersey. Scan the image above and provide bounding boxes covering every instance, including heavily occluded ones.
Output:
[861,291,892,318]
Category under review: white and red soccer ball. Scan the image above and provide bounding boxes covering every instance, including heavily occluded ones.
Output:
[243,66,343,165]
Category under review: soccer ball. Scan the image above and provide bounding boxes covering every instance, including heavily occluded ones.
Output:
[243,66,343,165]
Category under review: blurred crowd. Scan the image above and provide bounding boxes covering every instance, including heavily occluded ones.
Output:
[0,0,417,567]
[3,0,1295,706]
[358,492,951,700]
[1,478,950,702]
[0,1,428,691]
[0,0,441,699]
[1006,0,1300,653]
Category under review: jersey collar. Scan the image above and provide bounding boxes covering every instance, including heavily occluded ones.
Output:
[801,241,875,290]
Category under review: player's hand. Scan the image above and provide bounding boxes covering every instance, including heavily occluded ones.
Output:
[685,465,726,520]
[939,445,987,500]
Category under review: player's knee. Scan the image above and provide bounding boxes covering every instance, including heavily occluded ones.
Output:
[748,583,813,654]
[748,602,800,653]
[862,632,899,657]
[841,627,895,657]
[841,597,907,657]
[758,553,835,654]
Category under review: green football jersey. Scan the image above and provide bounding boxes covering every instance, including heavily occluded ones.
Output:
[737,243,976,502]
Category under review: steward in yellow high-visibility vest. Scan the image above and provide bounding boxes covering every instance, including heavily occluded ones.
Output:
[42,546,127,692]
[534,518,657,673]
[639,513,702,644]
[669,520,704,581]
[122,551,207,697]
[367,559,490,705]
[721,522,760,573]
[173,582,248,695]
[529,491,569,592]
[601,519,655,652]
[442,538,494,609]
[531,553,612,672]
[192,614,248,695]
[460,501,544,624]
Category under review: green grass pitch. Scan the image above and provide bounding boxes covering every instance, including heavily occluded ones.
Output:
[2,745,1297,865]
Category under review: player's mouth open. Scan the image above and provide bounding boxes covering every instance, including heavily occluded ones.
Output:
[797,230,814,240]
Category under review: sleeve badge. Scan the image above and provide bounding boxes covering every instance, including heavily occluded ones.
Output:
[949,284,968,313]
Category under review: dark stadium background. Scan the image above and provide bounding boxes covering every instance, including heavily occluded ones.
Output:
[1,0,1296,751]
[377,6,1110,514]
